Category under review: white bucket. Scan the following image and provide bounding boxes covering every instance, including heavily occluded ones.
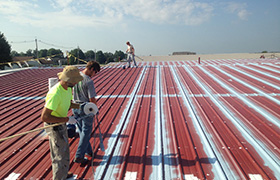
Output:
[48,78,59,90]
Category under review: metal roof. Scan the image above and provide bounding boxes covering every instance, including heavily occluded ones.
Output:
[0,58,280,179]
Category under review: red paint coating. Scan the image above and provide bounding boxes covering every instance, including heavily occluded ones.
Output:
[0,59,279,179]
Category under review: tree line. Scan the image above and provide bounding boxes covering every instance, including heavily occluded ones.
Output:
[12,48,126,65]
[0,31,126,69]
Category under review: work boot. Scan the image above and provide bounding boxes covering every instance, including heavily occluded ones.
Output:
[67,171,73,178]
[85,152,93,157]
[73,157,88,165]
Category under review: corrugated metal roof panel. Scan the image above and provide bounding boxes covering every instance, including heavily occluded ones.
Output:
[0,59,279,179]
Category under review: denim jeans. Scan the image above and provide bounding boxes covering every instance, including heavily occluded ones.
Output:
[72,108,94,159]
[127,54,137,67]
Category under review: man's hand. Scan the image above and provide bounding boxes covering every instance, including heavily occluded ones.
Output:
[78,102,87,114]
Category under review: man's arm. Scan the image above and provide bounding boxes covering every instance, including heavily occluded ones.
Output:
[70,101,80,109]
[132,46,135,55]
[89,97,97,104]
[41,107,68,123]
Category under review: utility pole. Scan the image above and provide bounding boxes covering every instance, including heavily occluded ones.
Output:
[77,46,80,64]
[95,49,96,61]
[35,37,38,59]
[77,46,80,60]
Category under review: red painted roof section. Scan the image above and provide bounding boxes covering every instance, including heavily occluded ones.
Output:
[0,58,280,179]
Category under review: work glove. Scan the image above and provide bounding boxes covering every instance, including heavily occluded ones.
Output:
[68,116,77,124]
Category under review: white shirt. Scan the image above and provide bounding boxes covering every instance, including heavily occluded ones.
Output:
[127,44,134,54]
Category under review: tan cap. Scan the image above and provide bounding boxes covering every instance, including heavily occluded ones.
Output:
[57,66,83,84]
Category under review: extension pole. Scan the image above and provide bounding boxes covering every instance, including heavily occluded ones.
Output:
[0,122,64,142]
[135,55,144,61]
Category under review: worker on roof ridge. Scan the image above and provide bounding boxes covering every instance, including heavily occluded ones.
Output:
[126,41,137,68]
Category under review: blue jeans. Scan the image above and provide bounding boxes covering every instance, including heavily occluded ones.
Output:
[72,108,94,159]
[127,54,137,67]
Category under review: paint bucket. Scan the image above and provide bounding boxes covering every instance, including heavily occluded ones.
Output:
[48,78,59,90]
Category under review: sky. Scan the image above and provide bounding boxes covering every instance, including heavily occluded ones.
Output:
[0,0,279,56]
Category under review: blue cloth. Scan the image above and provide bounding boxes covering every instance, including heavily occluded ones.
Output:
[73,108,94,158]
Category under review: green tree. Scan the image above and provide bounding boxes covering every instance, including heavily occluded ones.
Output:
[11,50,20,57]
[19,52,26,56]
[48,48,63,58]
[0,32,12,69]
[85,50,95,60]
[114,50,125,61]
[26,49,33,57]
[104,52,114,63]
[70,48,85,64]
[39,49,48,57]
[96,51,106,64]
[69,55,76,65]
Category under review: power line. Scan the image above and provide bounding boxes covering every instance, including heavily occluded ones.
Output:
[38,40,75,49]
[10,39,75,49]
[10,40,34,44]
[10,38,93,52]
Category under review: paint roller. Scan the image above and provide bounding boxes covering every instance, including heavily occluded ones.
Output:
[83,102,99,116]
[82,102,105,152]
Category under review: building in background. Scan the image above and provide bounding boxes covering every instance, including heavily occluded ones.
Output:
[172,51,196,55]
